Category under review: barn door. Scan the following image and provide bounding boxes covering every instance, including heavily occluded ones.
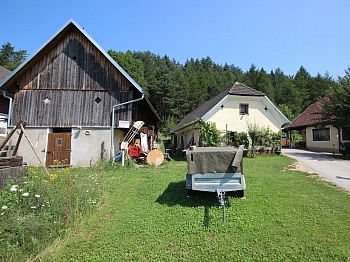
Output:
[46,133,71,167]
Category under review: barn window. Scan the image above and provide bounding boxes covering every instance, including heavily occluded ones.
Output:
[55,138,63,146]
[95,97,102,104]
[43,97,51,104]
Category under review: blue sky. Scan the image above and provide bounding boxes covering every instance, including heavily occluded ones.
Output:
[1,0,350,78]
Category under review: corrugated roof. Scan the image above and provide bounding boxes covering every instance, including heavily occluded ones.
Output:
[170,82,266,133]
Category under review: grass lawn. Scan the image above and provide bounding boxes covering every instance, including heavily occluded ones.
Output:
[3,155,350,261]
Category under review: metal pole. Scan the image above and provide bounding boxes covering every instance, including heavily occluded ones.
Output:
[217,191,227,223]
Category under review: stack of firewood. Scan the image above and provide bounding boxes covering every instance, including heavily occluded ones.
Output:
[0,156,23,169]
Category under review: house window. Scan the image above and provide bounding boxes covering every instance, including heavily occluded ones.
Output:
[312,128,330,141]
[342,127,350,140]
[239,103,249,115]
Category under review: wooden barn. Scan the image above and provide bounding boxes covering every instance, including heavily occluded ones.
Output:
[0,19,160,167]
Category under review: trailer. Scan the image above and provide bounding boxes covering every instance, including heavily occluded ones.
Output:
[185,145,246,222]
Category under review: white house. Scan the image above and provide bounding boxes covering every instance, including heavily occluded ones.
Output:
[284,99,350,153]
[170,82,290,149]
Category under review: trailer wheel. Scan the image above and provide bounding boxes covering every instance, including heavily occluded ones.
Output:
[236,190,244,198]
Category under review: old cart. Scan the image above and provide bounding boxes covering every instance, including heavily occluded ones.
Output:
[186,145,246,222]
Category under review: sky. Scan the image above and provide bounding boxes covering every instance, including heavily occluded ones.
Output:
[1,0,350,78]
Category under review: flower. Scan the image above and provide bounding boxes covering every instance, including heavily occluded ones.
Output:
[1,206,8,210]
[35,194,40,198]
[31,206,36,209]
[10,185,18,192]
[50,173,57,180]
[22,192,29,197]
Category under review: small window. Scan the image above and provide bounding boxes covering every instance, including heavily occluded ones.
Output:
[239,103,249,115]
[313,128,330,141]
[342,127,350,140]
[95,97,102,104]
[55,138,63,146]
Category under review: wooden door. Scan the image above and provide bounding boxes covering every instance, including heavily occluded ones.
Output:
[46,133,71,167]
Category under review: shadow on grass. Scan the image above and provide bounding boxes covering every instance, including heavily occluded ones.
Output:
[156,181,230,226]
[156,181,218,208]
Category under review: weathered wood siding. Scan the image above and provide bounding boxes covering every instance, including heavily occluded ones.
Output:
[12,29,136,127]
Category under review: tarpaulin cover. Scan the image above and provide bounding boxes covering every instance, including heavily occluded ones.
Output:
[186,146,244,174]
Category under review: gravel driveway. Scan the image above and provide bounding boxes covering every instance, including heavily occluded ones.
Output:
[282,149,350,193]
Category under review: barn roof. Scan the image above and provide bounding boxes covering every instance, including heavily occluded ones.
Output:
[0,19,160,121]
[170,82,266,133]
[0,19,143,94]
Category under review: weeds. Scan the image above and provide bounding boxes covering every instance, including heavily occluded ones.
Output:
[1,156,350,261]
[0,165,104,261]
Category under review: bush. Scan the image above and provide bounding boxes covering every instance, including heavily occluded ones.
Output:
[235,132,249,149]
[199,120,221,147]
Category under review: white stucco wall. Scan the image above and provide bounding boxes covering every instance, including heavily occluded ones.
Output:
[206,96,283,133]
[9,127,112,167]
[173,95,288,149]
[10,127,48,166]
[176,127,201,149]
[305,125,339,153]
[71,127,111,166]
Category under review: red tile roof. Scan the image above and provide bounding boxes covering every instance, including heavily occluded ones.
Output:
[287,100,324,129]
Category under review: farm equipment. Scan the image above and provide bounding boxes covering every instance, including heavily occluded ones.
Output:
[186,145,246,222]
[119,121,145,166]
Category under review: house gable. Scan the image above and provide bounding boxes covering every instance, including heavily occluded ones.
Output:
[204,94,288,133]
[0,20,159,128]
[171,82,288,134]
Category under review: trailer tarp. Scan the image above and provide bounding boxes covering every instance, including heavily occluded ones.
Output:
[186,146,244,174]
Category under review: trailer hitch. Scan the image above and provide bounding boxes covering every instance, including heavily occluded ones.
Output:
[217,191,227,223]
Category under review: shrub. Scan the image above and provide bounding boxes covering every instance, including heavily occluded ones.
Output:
[199,120,221,147]
[235,132,249,149]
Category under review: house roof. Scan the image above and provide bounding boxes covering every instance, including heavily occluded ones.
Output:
[286,100,324,130]
[0,66,11,82]
[228,82,265,96]
[170,82,266,133]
